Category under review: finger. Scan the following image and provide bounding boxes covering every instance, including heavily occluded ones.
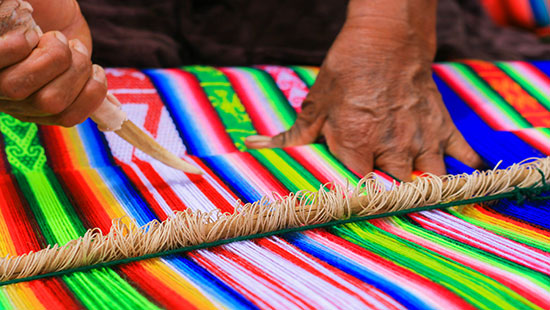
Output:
[331,144,374,177]
[0,0,40,68]
[375,153,413,182]
[21,39,92,116]
[245,100,322,149]
[22,64,107,127]
[0,31,71,100]
[414,150,446,175]
[445,129,483,169]
[0,24,41,69]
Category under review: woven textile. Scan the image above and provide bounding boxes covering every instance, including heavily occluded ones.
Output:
[481,0,550,35]
[0,61,548,309]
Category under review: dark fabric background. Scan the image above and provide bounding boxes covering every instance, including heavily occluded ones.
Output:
[78,0,550,68]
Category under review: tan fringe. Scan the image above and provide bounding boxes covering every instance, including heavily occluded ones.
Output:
[0,157,549,281]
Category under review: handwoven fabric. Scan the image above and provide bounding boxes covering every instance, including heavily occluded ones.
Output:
[0,62,548,309]
[481,0,550,35]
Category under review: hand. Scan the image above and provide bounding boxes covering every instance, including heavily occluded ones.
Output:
[0,0,106,127]
[246,2,482,181]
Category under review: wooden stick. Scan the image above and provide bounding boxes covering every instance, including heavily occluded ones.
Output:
[115,120,203,174]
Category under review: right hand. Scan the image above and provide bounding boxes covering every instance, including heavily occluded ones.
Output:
[0,0,107,127]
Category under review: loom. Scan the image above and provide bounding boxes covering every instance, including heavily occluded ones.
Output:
[0,62,548,309]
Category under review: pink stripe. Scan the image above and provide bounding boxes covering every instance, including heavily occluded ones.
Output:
[371,218,550,308]
[222,68,286,136]
[412,211,550,273]
[433,64,519,131]
[512,128,550,155]
[304,230,475,310]
[168,69,237,155]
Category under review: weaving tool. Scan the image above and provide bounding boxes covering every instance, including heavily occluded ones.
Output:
[0,0,202,174]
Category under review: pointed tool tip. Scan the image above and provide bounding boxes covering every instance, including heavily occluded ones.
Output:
[114,120,204,174]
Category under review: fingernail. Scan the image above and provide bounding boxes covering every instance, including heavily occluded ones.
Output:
[18,1,34,13]
[53,31,68,44]
[245,135,272,148]
[92,64,106,84]
[24,26,40,47]
[70,39,89,57]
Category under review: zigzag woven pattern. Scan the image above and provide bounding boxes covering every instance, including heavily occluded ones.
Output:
[0,61,548,309]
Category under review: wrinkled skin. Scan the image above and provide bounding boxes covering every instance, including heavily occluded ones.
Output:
[0,0,105,127]
[246,1,483,180]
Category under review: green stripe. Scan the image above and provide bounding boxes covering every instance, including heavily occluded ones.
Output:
[0,289,12,310]
[448,207,550,251]
[290,66,317,88]
[249,148,321,192]
[243,67,297,129]
[393,215,550,292]
[453,63,532,129]
[184,66,256,151]
[311,144,361,186]
[332,221,541,310]
[496,62,550,111]
[0,115,159,309]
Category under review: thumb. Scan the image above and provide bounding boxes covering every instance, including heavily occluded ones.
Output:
[245,102,323,149]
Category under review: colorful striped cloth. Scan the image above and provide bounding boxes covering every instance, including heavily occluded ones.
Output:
[481,0,550,35]
[0,61,548,309]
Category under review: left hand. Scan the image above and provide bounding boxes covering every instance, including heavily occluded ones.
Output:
[245,1,482,181]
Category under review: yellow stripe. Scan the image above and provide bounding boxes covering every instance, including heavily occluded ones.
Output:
[2,284,45,310]
[63,127,127,220]
[462,207,550,243]
[142,259,221,309]
[259,149,317,191]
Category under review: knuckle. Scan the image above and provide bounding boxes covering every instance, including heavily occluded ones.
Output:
[57,116,82,128]
[0,75,32,100]
[33,90,68,114]
[1,39,30,62]
[46,44,72,70]
[73,57,92,76]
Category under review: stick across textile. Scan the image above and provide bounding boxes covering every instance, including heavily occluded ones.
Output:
[0,156,548,282]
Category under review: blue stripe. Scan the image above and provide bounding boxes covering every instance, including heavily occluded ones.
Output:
[494,199,550,229]
[76,120,157,225]
[285,232,433,310]
[166,255,259,309]
[145,69,210,157]
[433,73,544,167]
[529,0,550,26]
[201,155,262,203]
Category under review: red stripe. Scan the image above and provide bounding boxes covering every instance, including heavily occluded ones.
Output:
[464,60,550,127]
[133,159,188,217]
[284,147,335,186]
[256,237,401,309]
[476,205,550,236]
[239,152,289,196]
[369,218,550,309]
[116,160,169,220]
[307,229,476,309]
[29,278,83,309]
[433,65,505,130]
[210,246,314,309]
[222,69,271,135]
[189,252,268,309]
[39,126,113,231]
[171,69,237,153]
[119,263,199,310]
[411,212,549,273]
[512,129,550,155]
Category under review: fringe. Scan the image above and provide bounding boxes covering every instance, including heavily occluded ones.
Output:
[0,157,548,281]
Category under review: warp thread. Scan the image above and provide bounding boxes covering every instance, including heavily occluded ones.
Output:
[0,156,548,283]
